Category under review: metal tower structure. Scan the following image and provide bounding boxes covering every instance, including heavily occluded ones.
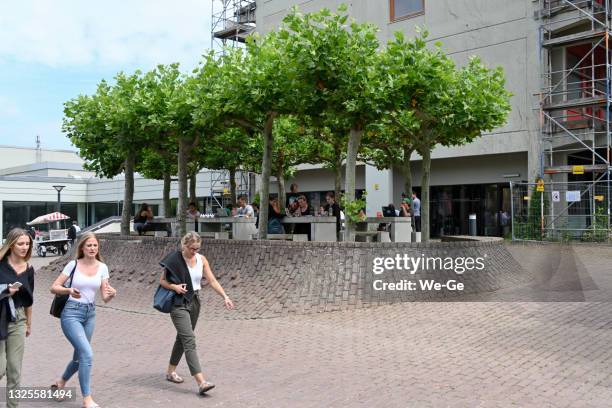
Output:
[537,0,612,239]
[211,0,256,51]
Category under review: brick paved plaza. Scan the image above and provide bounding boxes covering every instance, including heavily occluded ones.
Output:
[13,243,612,408]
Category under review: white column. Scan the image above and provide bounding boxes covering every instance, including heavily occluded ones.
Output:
[365,165,393,217]
[77,203,87,228]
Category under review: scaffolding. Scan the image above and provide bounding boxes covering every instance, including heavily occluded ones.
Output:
[208,1,257,207]
[535,0,612,240]
[211,0,256,50]
[204,169,251,213]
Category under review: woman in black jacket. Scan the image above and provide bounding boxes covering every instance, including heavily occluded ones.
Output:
[159,232,234,396]
[0,228,35,408]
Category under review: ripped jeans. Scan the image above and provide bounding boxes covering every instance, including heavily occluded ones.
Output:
[60,300,96,397]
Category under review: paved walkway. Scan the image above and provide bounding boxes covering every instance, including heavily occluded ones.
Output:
[13,245,612,407]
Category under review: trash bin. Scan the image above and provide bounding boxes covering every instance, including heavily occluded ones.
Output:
[469,214,477,236]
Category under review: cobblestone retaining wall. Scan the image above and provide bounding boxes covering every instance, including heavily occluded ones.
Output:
[38,236,534,320]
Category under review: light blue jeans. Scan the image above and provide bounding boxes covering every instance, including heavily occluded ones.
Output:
[60,300,96,397]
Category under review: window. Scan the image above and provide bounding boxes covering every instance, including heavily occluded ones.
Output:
[390,0,424,21]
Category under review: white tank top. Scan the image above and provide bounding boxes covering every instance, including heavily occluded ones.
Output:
[186,254,203,291]
[62,260,109,304]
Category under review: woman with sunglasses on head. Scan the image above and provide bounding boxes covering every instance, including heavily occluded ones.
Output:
[0,228,35,408]
[50,232,116,408]
[159,231,234,396]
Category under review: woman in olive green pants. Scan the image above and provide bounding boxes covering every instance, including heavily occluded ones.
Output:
[159,232,234,396]
[0,228,35,408]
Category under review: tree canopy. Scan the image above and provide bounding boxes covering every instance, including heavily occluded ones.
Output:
[64,5,511,242]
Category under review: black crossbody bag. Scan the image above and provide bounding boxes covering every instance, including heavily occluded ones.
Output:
[50,261,77,318]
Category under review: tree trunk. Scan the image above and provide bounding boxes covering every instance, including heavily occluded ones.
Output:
[121,153,135,236]
[229,167,237,205]
[163,171,172,218]
[258,112,275,239]
[274,151,287,214]
[189,171,197,206]
[344,126,363,242]
[177,137,192,237]
[334,144,342,199]
[401,146,414,198]
[420,147,431,242]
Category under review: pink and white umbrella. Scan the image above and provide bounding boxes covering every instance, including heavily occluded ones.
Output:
[27,212,71,225]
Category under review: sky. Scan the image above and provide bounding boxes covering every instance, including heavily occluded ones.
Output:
[0,0,216,151]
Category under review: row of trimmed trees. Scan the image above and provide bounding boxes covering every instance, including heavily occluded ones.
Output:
[63,5,511,241]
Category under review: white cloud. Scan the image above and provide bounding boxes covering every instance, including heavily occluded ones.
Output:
[0,0,214,70]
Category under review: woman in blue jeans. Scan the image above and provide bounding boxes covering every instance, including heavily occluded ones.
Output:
[50,232,116,408]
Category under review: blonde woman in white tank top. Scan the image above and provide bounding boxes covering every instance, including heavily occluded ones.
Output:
[159,232,234,396]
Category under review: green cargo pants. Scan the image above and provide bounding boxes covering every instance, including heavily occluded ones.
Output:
[0,307,27,408]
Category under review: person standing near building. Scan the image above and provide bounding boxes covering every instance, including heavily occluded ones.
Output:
[67,221,80,245]
[159,232,234,395]
[412,192,421,232]
[0,228,35,408]
[186,203,201,233]
[50,232,116,408]
[323,192,342,240]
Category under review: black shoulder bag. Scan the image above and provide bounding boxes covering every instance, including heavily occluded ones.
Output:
[50,261,77,318]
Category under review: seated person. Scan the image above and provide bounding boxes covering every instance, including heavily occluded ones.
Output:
[235,195,255,218]
[286,199,300,217]
[294,195,313,240]
[323,192,342,240]
[186,202,200,232]
[186,202,201,219]
[256,197,285,234]
[399,201,411,217]
[133,203,153,235]
[133,203,171,236]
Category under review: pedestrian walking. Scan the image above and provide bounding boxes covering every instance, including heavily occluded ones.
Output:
[68,221,80,245]
[159,232,234,395]
[50,232,116,408]
[0,228,35,408]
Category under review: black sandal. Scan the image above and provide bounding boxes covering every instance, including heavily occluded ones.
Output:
[198,381,215,395]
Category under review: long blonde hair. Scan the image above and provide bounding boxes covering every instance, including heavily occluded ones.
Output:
[74,232,103,261]
[0,228,33,262]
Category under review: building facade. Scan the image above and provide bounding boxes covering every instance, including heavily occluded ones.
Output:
[0,145,251,239]
[254,0,554,237]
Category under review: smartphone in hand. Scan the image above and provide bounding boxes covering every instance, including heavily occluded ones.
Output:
[9,282,22,289]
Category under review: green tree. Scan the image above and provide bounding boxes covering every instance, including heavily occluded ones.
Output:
[383,31,512,241]
[140,63,200,236]
[197,33,312,238]
[282,6,390,240]
[64,71,151,235]
[200,127,260,206]
[270,116,320,208]
[138,146,177,217]
[305,114,349,200]
[363,111,418,200]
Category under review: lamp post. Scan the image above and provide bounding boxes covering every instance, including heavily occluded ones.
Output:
[53,185,65,229]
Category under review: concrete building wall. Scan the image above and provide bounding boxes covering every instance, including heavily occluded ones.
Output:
[0,146,83,170]
[392,152,527,201]
[283,166,365,193]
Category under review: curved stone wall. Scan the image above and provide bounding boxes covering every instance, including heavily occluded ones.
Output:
[38,235,534,319]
